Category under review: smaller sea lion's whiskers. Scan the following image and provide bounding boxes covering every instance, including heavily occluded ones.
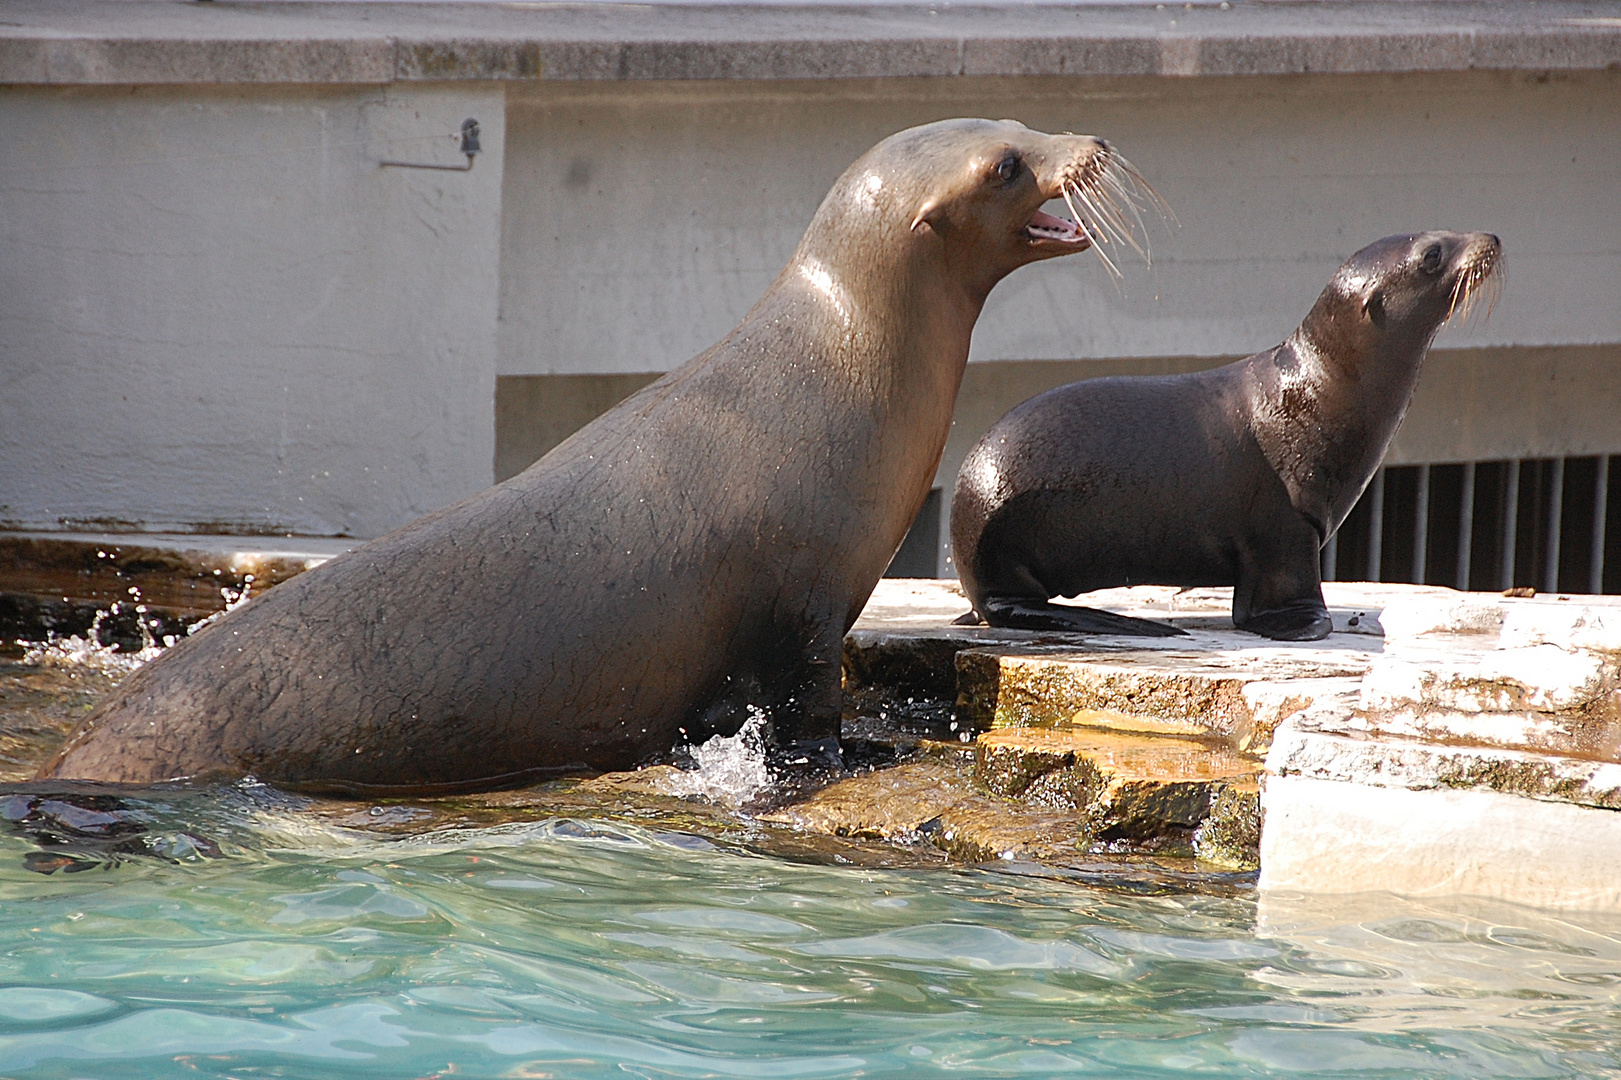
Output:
[1446,245,1503,325]
[1061,149,1173,276]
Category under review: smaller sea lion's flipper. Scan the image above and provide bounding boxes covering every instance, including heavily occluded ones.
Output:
[978,596,1186,637]
[1235,601,1333,641]
[951,610,985,626]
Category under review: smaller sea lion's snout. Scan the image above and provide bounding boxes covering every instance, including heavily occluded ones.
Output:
[1442,231,1503,322]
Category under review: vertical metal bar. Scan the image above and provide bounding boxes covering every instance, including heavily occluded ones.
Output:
[1591,455,1609,595]
[1367,467,1386,583]
[1544,457,1565,594]
[1412,464,1430,585]
[1321,532,1338,582]
[1456,460,1476,591]
[1500,458,1520,591]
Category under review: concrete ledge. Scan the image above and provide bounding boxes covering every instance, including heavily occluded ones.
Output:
[0,531,355,648]
[1260,775,1621,909]
[2,2,1619,85]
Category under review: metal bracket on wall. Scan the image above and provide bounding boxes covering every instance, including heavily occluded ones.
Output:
[380,118,481,172]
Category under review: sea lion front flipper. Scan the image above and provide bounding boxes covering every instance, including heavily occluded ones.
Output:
[978,595,1186,637]
[1231,525,1333,641]
[1235,600,1333,641]
[757,617,847,773]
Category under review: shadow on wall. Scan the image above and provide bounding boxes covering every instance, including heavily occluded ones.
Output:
[495,373,662,483]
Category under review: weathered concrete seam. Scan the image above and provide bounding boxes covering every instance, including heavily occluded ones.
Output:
[2,26,1619,85]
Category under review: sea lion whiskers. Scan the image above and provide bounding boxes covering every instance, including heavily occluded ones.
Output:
[1059,148,1172,275]
[1060,184,1120,277]
[1446,239,1503,324]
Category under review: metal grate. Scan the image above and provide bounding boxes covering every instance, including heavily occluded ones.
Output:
[1322,455,1617,594]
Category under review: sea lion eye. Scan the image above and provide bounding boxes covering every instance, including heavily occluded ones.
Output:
[1420,244,1444,273]
[996,154,1021,184]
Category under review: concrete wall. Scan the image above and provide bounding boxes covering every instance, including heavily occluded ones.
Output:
[497,69,1621,378]
[0,82,503,538]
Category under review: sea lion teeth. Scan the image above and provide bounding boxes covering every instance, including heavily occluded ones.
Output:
[1024,209,1086,243]
[42,118,1152,793]
[952,231,1502,643]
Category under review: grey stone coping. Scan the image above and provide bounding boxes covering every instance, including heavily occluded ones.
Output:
[0,529,357,564]
[3,0,1619,86]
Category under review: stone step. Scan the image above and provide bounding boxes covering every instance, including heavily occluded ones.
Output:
[1262,715,1621,908]
[973,727,1259,856]
[956,648,1365,754]
[763,759,1099,865]
[762,726,1264,868]
[1363,647,1620,715]
[842,581,1388,748]
[1269,719,1621,811]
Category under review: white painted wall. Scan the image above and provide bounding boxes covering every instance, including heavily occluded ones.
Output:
[0,83,503,538]
[498,69,1621,378]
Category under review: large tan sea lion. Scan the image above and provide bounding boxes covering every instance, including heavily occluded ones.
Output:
[44,119,1159,792]
[951,231,1502,641]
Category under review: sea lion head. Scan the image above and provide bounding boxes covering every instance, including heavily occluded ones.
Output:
[1314,230,1503,356]
[1265,231,1502,537]
[795,119,1163,309]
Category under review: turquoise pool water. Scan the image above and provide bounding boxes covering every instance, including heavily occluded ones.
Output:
[1,785,1618,1079]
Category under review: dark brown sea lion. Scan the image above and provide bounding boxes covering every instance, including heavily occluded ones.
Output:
[951,231,1502,641]
[44,119,1161,791]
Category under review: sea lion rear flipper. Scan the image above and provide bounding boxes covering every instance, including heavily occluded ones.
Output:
[978,596,1185,638]
[951,610,985,626]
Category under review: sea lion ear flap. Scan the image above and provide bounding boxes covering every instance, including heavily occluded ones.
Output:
[911,200,944,234]
[1364,289,1387,329]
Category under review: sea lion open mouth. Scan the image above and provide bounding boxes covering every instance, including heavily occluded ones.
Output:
[1023,208,1090,246]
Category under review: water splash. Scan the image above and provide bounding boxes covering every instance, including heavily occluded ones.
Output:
[21,601,160,674]
[185,573,256,635]
[663,709,771,808]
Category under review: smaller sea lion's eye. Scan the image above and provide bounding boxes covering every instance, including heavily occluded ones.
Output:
[996,155,1021,183]
[1420,244,1444,273]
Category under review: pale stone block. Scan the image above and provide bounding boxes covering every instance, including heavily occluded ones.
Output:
[1239,677,1361,754]
[1361,647,1616,715]
[1476,645,1617,711]
[1267,722,1621,808]
[1260,775,1621,910]
[1366,707,1603,756]
[1378,596,1504,643]
[1500,604,1621,654]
